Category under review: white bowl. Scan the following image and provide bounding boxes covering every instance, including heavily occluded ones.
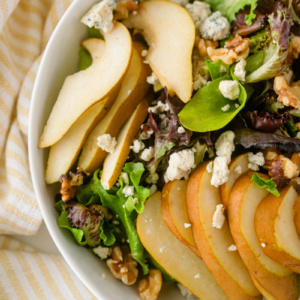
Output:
[28,0,183,299]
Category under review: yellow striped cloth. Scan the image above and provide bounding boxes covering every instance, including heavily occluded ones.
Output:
[0,0,97,298]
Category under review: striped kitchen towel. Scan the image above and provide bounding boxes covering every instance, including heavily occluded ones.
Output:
[0,0,97,298]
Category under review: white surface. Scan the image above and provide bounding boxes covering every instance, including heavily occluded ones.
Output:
[28,0,184,299]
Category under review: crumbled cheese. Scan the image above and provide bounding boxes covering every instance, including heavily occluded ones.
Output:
[206,161,213,173]
[147,72,159,85]
[235,103,240,108]
[149,184,157,196]
[261,243,266,248]
[171,0,189,7]
[148,101,170,114]
[184,223,192,228]
[234,59,247,82]
[228,244,237,251]
[221,104,230,112]
[139,128,154,140]
[146,173,159,184]
[120,172,129,185]
[141,49,148,57]
[81,0,116,33]
[177,283,198,300]
[132,197,138,204]
[97,134,117,153]
[212,204,225,229]
[164,149,195,183]
[140,147,154,161]
[248,163,259,171]
[248,152,265,166]
[234,165,242,174]
[211,157,230,187]
[186,1,211,32]
[215,131,235,164]
[132,10,137,16]
[122,185,134,197]
[200,11,230,41]
[178,126,185,133]
[101,273,106,279]
[194,273,201,279]
[93,246,112,260]
[130,140,145,153]
[112,220,119,225]
[219,80,240,100]
[248,152,265,171]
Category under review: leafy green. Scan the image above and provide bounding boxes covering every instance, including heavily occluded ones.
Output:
[178,76,248,132]
[77,163,150,274]
[245,51,265,75]
[285,120,298,138]
[205,60,229,80]
[156,142,175,160]
[203,0,258,24]
[57,211,87,245]
[251,173,280,197]
[100,221,116,246]
[193,142,208,166]
[78,48,93,71]
[245,11,291,83]
[87,27,104,39]
[249,27,272,53]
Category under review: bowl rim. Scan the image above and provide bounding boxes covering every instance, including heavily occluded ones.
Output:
[28,0,108,298]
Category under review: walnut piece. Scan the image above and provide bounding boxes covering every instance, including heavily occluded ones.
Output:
[207,35,250,65]
[268,156,299,189]
[287,36,300,66]
[274,76,300,110]
[59,174,77,202]
[195,36,218,59]
[106,245,138,285]
[114,0,138,20]
[138,269,162,300]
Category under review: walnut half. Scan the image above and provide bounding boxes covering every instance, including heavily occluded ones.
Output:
[106,245,138,285]
[207,35,250,65]
[274,76,300,110]
[138,269,162,300]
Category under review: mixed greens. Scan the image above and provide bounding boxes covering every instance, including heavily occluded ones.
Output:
[51,0,300,298]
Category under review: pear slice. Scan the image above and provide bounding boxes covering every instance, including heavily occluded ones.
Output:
[161,180,202,258]
[78,42,151,173]
[220,153,250,210]
[229,172,298,299]
[255,186,300,274]
[101,96,150,190]
[44,39,108,184]
[38,21,132,148]
[137,192,227,300]
[186,163,261,299]
[123,0,195,103]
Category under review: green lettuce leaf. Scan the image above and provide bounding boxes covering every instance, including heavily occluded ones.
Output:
[205,59,229,80]
[100,221,116,246]
[203,0,258,24]
[78,48,92,71]
[77,163,150,274]
[251,173,280,197]
[57,211,87,245]
[178,75,248,132]
[245,11,291,83]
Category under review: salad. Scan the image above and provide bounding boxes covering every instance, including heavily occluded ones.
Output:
[39,0,300,299]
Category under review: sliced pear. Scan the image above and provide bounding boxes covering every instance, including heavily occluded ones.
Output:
[254,186,300,273]
[123,0,195,103]
[78,42,151,173]
[137,192,227,300]
[220,153,250,210]
[101,97,150,189]
[44,39,107,183]
[228,172,298,299]
[38,21,132,148]
[186,163,261,299]
[294,197,300,237]
[161,180,202,258]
